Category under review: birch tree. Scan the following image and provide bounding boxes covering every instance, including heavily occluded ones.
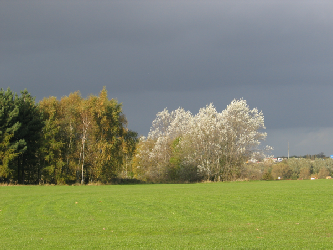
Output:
[59,91,82,182]
[38,88,137,184]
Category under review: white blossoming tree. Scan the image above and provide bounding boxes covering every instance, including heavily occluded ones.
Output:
[219,99,267,180]
[134,107,193,181]
[181,103,222,180]
[133,99,269,182]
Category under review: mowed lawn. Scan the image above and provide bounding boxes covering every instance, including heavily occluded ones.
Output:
[1,180,333,249]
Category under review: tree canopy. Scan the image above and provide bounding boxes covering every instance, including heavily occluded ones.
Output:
[1,88,281,184]
[0,87,138,184]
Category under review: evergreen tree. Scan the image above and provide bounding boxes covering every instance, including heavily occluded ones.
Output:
[0,88,25,181]
[12,89,44,184]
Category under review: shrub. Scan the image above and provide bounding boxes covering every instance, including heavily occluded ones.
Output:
[271,163,292,180]
[241,163,264,180]
[262,172,274,180]
[299,168,310,180]
[318,167,330,179]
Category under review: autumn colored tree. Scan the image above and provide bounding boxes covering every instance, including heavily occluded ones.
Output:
[58,91,82,182]
[91,88,138,182]
[38,88,138,184]
[39,96,67,184]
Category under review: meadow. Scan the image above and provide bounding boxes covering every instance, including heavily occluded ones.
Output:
[1,180,333,249]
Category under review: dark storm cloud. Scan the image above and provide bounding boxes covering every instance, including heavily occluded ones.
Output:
[2,1,332,91]
[1,1,333,156]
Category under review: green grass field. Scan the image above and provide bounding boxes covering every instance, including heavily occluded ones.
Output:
[1,180,333,249]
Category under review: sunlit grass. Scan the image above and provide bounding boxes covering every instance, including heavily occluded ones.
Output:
[1,180,333,249]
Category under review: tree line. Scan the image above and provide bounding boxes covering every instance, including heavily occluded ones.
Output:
[244,158,333,181]
[0,87,137,184]
[5,87,325,185]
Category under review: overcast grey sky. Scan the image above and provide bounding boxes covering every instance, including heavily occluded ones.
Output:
[1,1,333,157]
